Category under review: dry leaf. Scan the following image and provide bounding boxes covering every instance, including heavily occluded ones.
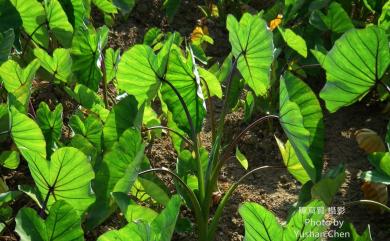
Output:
[361,182,388,213]
[355,128,386,153]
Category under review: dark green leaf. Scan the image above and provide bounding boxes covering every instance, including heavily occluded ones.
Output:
[0,29,14,64]
[36,102,63,155]
[103,95,138,148]
[71,26,108,91]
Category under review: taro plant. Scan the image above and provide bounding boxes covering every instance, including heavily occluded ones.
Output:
[1,0,389,240]
[114,11,330,240]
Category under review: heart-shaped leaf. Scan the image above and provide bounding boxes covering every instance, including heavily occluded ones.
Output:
[226,13,273,96]
[0,59,40,93]
[36,102,63,155]
[71,26,108,91]
[320,26,390,112]
[22,147,95,214]
[117,45,160,105]
[34,48,73,83]
[239,200,326,241]
[310,2,354,33]
[9,0,49,48]
[69,114,102,151]
[44,0,74,48]
[15,200,84,241]
[160,47,206,135]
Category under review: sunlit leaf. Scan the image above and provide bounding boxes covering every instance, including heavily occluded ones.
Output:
[22,147,95,214]
[227,13,273,96]
[16,200,84,241]
[320,26,390,112]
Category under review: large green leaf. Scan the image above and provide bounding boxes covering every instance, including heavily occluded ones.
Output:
[239,200,326,241]
[161,47,206,135]
[283,200,326,240]
[87,128,144,229]
[117,45,160,105]
[23,147,95,214]
[0,59,40,93]
[320,26,390,112]
[97,195,181,241]
[34,48,73,83]
[10,107,46,160]
[0,29,14,64]
[239,202,283,241]
[44,0,74,48]
[15,200,84,241]
[96,128,143,197]
[36,102,63,155]
[116,34,177,105]
[279,72,324,182]
[71,26,108,91]
[226,13,273,96]
[310,2,354,33]
[9,0,49,48]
